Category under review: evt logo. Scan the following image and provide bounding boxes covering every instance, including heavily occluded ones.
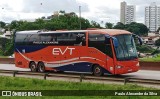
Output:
[52,47,75,55]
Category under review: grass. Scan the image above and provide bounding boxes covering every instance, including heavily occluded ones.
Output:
[0,76,159,99]
[140,54,160,62]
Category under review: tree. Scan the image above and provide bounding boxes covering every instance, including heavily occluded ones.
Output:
[90,21,101,28]
[105,22,113,29]
[0,21,6,28]
[59,10,65,15]
[113,22,149,36]
[155,38,160,46]
[157,27,160,32]
[151,38,160,55]
[113,22,125,29]
[126,22,148,36]
[8,11,102,31]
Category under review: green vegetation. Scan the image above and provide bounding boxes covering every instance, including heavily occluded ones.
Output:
[155,38,160,47]
[140,54,160,62]
[0,37,13,56]
[113,22,149,36]
[0,76,159,99]
[1,11,148,35]
[136,45,155,53]
[9,11,101,31]
[105,22,113,29]
[0,11,151,56]
[0,56,8,58]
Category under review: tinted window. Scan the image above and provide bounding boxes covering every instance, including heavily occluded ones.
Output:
[28,34,40,44]
[15,32,86,46]
[40,34,52,42]
[15,34,40,45]
[57,32,86,46]
[105,37,113,58]
[15,34,29,45]
[89,34,105,41]
[88,33,106,53]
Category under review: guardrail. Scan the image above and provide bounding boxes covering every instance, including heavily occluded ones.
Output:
[0,58,14,64]
[140,62,160,71]
[0,69,160,85]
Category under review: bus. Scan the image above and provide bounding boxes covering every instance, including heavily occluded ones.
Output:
[14,29,141,76]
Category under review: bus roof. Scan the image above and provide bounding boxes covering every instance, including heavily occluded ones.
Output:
[16,29,132,36]
[16,30,41,34]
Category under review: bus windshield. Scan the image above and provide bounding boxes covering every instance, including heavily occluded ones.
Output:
[114,34,138,61]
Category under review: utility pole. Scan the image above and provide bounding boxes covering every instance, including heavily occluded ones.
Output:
[79,6,81,30]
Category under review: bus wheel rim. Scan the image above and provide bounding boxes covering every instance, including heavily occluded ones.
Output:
[31,64,36,71]
[39,64,44,72]
[95,67,100,74]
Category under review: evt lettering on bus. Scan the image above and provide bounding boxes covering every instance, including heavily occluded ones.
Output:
[52,47,75,55]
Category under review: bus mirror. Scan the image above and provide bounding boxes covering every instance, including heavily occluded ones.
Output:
[132,34,142,45]
[138,36,143,45]
[112,37,119,48]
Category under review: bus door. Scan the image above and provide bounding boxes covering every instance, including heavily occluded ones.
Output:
[88,33,107,72]
[105,36,115,74]
[73,32,89,72]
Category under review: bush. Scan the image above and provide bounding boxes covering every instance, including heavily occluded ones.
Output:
[0,37,14,56]
[155,38,160,46]
[136,45,154,53]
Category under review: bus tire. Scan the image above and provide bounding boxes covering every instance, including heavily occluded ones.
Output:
[29,62,37,72]
[93,65,103,76]
[37,62,45,73]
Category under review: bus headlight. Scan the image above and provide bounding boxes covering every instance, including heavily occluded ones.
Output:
[116,65,123,69]
[136,62,140,66]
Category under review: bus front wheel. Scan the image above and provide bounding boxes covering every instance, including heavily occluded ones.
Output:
[29,62,37,72]
[37,62,45,73]
[93,65,103,76]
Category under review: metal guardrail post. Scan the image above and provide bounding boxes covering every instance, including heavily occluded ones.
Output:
[13,71,18,77]
[80,74,84,82]
[44,73,49,80]
[124,78,129,85]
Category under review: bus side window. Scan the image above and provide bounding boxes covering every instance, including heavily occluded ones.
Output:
[88,33,105,53]
[50,34,57,42]
[15,34,29,45]
[40,35,52,42]
[75,33,86,46]
[27,34,40,44]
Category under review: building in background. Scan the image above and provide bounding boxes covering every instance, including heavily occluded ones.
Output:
[145,2,160,32]
[120,1,135,24]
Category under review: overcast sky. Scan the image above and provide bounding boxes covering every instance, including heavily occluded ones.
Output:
[0,0,160,25]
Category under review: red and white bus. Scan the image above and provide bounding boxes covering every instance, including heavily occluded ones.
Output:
[14,29,141,76]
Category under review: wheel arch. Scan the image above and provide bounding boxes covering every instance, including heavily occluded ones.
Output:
[37,61,44,65]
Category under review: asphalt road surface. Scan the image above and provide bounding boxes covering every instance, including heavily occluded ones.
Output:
[0,64,160,80]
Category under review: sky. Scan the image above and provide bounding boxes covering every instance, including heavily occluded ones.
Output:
[0,0,160,25]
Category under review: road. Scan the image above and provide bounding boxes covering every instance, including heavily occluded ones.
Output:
[0,64,30,71]
[0,64,160,80]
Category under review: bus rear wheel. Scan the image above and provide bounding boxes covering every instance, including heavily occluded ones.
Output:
[29,62,37,72]
[37,62,45,73]
[93,65,103,76]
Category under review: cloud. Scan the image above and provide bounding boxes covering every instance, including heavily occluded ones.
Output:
[21,0,89,13]
[1,0,160,24]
